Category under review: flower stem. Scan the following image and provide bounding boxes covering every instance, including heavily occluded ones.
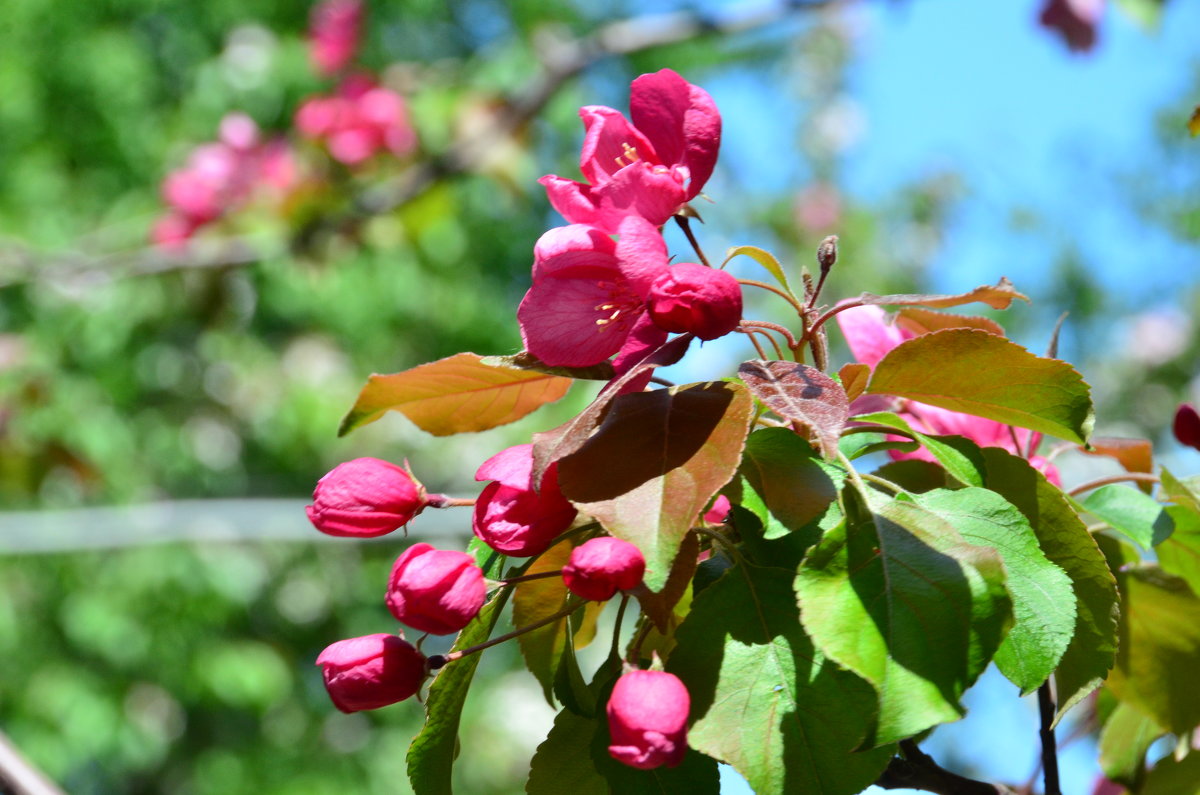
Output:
[1066,472,1160,497]
[674,215,712,268]
[739,278,806,316]
[428,600,585,670]
[740,320,800,352]
[498,569,563,586]
[610,594,631,663]
[426,494,476,508]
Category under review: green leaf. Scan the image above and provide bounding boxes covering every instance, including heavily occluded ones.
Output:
[1114,0,1166,30]
[1107,566,1200,736]
[527,665,720,795]
[339,352,572,437]
[871,459,953,494]
[670,563,894,794]
[980,448,1119,723]
[853,411,986,488]
[1158,505,1200,596]
[913,488,1075,694]
[1141,749,1200,795]
[795,488,1012,745]
[866,329,1095,444]
[513,541,601,706]
[1160,467,1200,515]
[723,245,794,296]
[737,360,849,459]
[740,427,844,542]
[557,382,754,591]
[1099,700,1164,789]
[407,590,509,795]
[1075,484,1175,549]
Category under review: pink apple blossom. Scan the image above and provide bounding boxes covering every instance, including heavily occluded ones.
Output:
[607,670,690,769]
[295,75,417,166]
[518,216,671,368]
[308,0,364,77]
[306,457,428,537]
[472,444,577,557]
[646,262,743,340]
[316,633,426,712]
[541,69,720,230]
[385,543,486,635]
[562,537,646,602]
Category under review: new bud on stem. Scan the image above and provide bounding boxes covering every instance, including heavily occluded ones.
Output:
[385,543,487,635]
[316,633,426,713]
[1174,403,1200,451]
[646,263,743,341]
[306,457,427,538]
[607,670,691,769]
[562,537,646,601]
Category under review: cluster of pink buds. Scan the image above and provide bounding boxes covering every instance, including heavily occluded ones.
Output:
[295,74,418,166]
[151,113,298,249]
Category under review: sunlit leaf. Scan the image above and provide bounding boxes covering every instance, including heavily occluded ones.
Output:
[1160,467,1200,515]
[838,362,870,402]
[853,411,986,488]
[558,381,753,591]
[981,448,1119,723]
[867,329,1095,444]
[894,308,1005,337]
[483,352,614,381]
[532,334,694,487]
[670,563,894,794]
[635,532,700,632]
[408,590,509,795]
[513,540,602,706]
[1107,566,1200,735]
[339,353,572,437]
[853,277,1029,311]
[1141,749,1200,795]
[795,488,1012,745]
[723,245,794,296]
[1099,699,1164,789]
[914,488,1075,694]
[1190,105,1200,137]
[740,427,843,542]
[738,360,849,459]
[1074,484,1174,549]
[1158,505,1200,596]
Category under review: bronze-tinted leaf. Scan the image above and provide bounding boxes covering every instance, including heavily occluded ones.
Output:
[854,276,1029,311]
[894,307,1005,337]
[838,362,870,402]
[339,353,571,437]
[738,360,849,459]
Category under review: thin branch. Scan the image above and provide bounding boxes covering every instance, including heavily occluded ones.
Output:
[739,277,807,315]
[4,1,836,288]
[674,215,712,268]
[875,740,1017,795]
[1037,682,1062,795]
[1066,472,1160,497]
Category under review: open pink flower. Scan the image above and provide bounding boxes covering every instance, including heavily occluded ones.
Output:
[518,216,670,368]
[472,444,577,557]
[542,69,720,230]
[837,306,1061,485]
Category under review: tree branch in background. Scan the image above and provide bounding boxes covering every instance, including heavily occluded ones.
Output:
[875,740,1019,795]
[0,0,840,288]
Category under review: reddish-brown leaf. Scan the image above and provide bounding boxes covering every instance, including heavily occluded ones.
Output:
[895,308,1005,337]
[557,381,753,591]
[738,360,849,459]
[1081,437,1155,493]
[854,277,1029,311]
[838,363,871,403]
[338,353,572,437]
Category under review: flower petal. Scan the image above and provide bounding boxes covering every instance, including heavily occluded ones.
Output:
[630,69,721,200]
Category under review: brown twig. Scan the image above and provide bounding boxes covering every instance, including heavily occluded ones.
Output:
[1066,472,1160,497]
[875,740,1017,795]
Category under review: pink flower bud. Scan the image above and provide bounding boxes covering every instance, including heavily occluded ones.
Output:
[308,0,363,77]
[703,494,731,524]
[472,445,577,557]
[306,457,427,538]
[1174,403,1200,451]
[316,633,425,713]
[646,263,742,341]
[385,543,487,635]
[607,670,690,769]
[562,537,645,601]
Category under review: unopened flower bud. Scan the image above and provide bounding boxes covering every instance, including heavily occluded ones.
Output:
[646,263,742,341]
[316,633,426,713]
[607,670,690,770]
[817,234,838,273]
[1174,403,1200,451]
[306,457,427,538]
[385,543,486,635]
[562,537,645,601]
[472,445,577,557]
[703,495,731,524]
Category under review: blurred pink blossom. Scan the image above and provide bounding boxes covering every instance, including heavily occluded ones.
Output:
[308,0,363,77]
